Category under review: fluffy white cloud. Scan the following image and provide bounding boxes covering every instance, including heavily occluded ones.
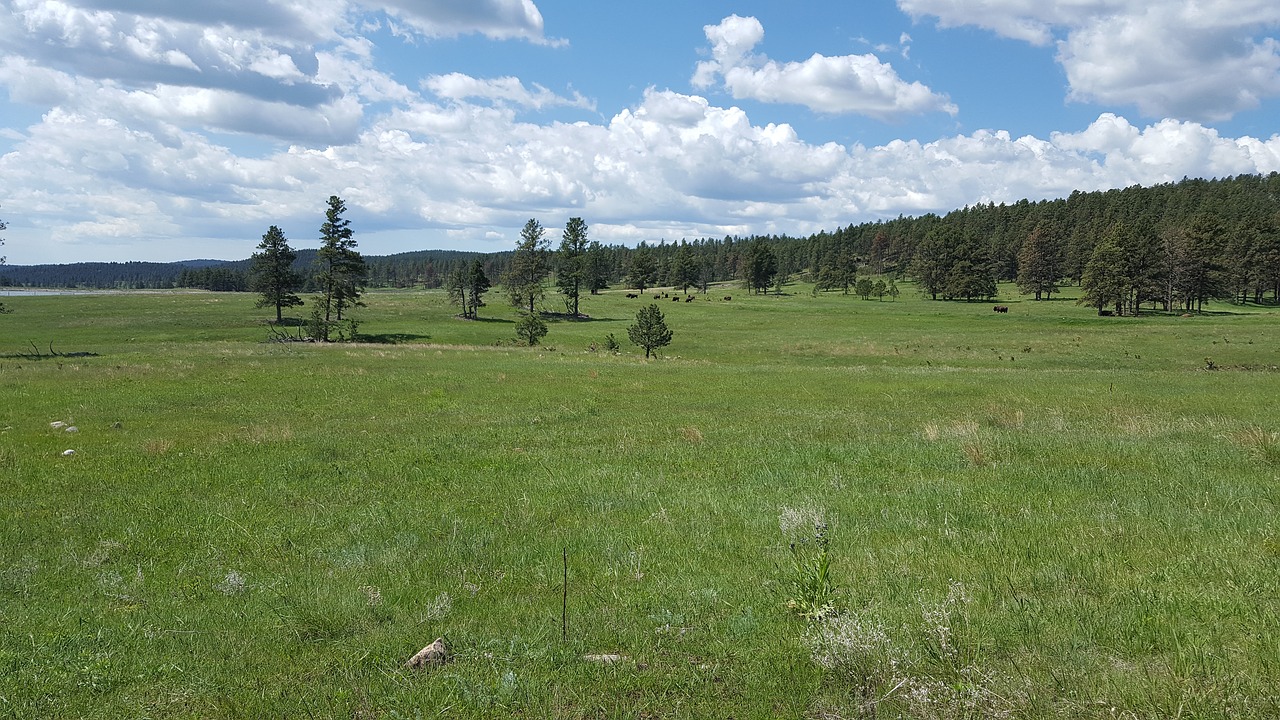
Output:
[0,0,556,144]
[898,0,1280,121]
[4,1,1280,264]
[2,0,331,100]
[1059,7,1280,120]
[6,71,1280,263]
[692,15,956,120]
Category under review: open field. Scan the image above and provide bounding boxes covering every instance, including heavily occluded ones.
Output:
[2,284,1279,718]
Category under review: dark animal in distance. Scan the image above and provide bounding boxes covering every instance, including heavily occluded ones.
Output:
[993,305,1009,313]
[723,296,732,301]
[685,296,694,302]
[625,293,638,299]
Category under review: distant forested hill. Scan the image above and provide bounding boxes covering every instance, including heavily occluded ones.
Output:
[0,249,492,291]
[0,261,189,289]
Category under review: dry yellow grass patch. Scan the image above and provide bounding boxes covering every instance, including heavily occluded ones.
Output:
[922,419,979,440]
[921,419,988,465]
[141,438,174,455]
[680,426,704,444]
[1230,426,1279,463]
[962,441,988,467]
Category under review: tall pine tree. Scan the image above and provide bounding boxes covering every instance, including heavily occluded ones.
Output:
[506,219,551,314]
[446,258,491,319]
[556,217,588,315]
[626,244,657,293]
[1016,223,1062,300]
[313,196,367,341]
[1080,228,1128,315]
[249,225,303,322]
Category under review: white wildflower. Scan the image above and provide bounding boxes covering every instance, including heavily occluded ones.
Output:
[215,569,247,595]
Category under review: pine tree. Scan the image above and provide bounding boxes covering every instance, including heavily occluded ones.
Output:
[1118,220,1163,315]
[506,219,551,314]
[742,239,778,294]
[1080,230,1127,315]
[313,196,366,341]
[584,241,610,295]
[249,225,303,322]
[1016,223,1062,300]
[446,258,490,319]
[1173,215,1228,312]
[670,241,699,292]
[464,258,491,318]
[556,217,588,315]
[627,303,673,358]
[626,244,657,293]
[941,236,995,301]
[833,248,858,294]
[515,313,548,346]
[943,259,996,301]
[910,228,950,300]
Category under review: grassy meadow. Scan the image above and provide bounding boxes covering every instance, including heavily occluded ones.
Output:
[1,284,1278,718]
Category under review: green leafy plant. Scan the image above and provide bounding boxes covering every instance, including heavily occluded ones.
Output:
[783,515,839,620]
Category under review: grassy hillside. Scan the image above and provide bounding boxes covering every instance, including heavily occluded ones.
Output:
[1,285,1277,718]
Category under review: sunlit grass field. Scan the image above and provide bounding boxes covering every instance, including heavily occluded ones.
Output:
[2,284,1278,718]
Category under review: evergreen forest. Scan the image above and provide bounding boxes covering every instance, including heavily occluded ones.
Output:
[4,174,1279,312]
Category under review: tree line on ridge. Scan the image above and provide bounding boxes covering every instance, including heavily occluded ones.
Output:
[2,174,1279,316]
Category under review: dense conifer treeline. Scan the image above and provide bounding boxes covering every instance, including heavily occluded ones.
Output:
[4,173,1279,308]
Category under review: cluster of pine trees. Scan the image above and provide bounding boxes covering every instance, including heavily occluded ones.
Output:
[4,174,1279,312]
[176,266,248,291]
[800,173,1280,311]
[399,173,1280,311]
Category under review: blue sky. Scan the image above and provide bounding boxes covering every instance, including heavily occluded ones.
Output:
[1,0,1279,264]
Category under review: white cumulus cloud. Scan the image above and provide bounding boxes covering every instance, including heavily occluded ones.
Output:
[3,1,1280,264]
[6,74,1280,263]
[692,15,956,120]
[898,0,1280,121]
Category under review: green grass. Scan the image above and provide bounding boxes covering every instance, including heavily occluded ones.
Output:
[1,284,1278,718]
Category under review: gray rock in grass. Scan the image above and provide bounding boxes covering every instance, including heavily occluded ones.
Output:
[405,638,449,669]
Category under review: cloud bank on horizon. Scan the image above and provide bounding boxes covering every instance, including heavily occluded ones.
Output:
[0,0,1279,264]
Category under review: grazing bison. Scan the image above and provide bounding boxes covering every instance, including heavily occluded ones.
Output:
[672,296,680,301]
[993,305,1009,313]
[685,296,695,302]
[653,294,661,299]
[723,296,732,301]
[1098,309,1114,316]
[625,293,638,299]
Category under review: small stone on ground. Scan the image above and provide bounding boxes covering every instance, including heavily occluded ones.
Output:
[405,638,449,669]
